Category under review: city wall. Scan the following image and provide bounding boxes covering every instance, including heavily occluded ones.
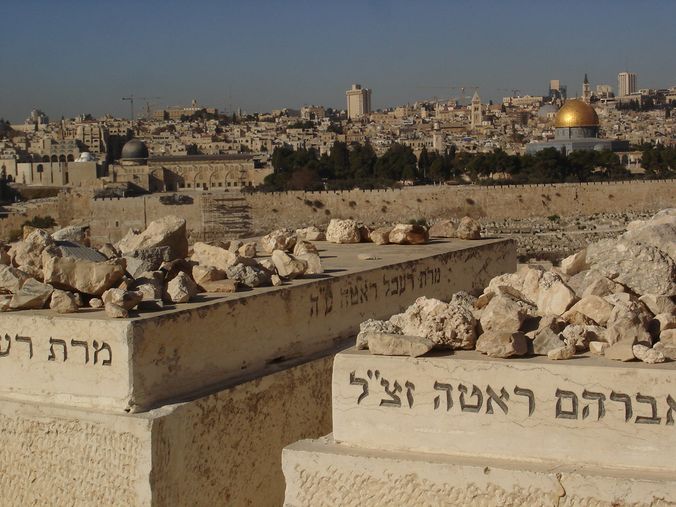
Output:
[1,179,674,244]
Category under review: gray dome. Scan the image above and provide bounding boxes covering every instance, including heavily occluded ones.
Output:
[121,139,149,160]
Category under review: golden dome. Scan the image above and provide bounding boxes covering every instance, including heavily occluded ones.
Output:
[554,99,599,128]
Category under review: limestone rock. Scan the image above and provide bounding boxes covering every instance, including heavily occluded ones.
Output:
[0,243,10,265]
[366,332,435,357]
[98,243,119,259]
[547,340,576,360]
[653,341,676,360]
[105,303,128,318]
[559,249,587,276]
[259,229,297,253]
[270,275,282,287]
[651,313,676,335]
[531,316,566,355]
[535,272,577,316]
[605,312,652,361]
[356,319,401,350]
[295,226,325,241]
[450,291,478,313]
[358,225,372,243]
[192,265,226,286]
[199,279,238,294]
[476,331,528,358]
[9,229,53,272]
[428,219,457,238]
[271,250,308,279]
[238,242,257,258]
[293,240,319,257]
[389,297,477,350]
[661,328,676,346]
[369,227,392,245]
[191,242,239,271]
[621,209,676,261]
[117,216,188,261]
[639,294,676,316]
[102,288,143,311]
[566,296,613,326]
[479,293,531,334]
[89,297,103,309]
[589,341,609,355]
[587,239,676,297]
[456,216,481,240]
[42,256,126,296]
[258,258,275,272]
[51,225,90,246]
[0,294,12,311]
[633,344,666,364]
[226,263,272,288]
[166,272,198,303]
[388,224,429,245]
[325,219,361,244]
[228,240,243,253]
[298,252,323,275]
[9,278,53,310]
[0,265,29,293]
[49,289,78,313]
[561,324,603,352]
[581,276,625,298]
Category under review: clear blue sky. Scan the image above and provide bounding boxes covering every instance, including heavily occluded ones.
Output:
[1,0,675,122]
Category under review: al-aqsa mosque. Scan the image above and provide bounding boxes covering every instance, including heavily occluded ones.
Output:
[526,99,628,154]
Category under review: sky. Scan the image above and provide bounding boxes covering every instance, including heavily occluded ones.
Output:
[1,0,675,122]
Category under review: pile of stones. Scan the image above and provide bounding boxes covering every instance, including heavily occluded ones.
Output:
[0,216,325,318]
[357,208,676,364]
[325,216,482,246]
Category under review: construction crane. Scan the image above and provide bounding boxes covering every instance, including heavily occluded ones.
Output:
[121,95,162,124]
[416,85,478,105]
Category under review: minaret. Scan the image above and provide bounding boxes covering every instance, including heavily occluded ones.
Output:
[582,74,591,104]
[470,90,482,128]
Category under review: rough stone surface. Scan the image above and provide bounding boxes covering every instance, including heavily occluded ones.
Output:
[587,239,676,296]
[633,344,666,364]
[567,295,613,326]
[661,328,676,345]
[259,229,297,253]
[295,226,325,241]
[89,297,103,308]
[356,319,401,350]
[225,263,271,288]
[192,265,226,286]
[531,318,565,355]
[49,289,79,313]
[199,279,238,293]
[9,278,53,310]
[581,276,625,297]
[368,227,391,245]
[366,332,434,357]
[639,294,676,316]
[535,271,577,315]
[604,313,652,361]
[98,243,119,259]
[589,341,609,355]
[102,288,143,311]
[326,219,361,244]
[388,224,429,245]
[0,294,12,311]
[238,242,257,258]
[298,252,323,275]
[479,293,530,333]
[293,240,319,257]
[653,341,676,360]
[271,250,308,279]
[621,209,676,260]
[116,216,188,261]
[271,274,282,287]
[51,225,89,245]
[191,242,239,271]
[559,249,587,276]
[42,256,126,296]
[547,339,576,360]
[104,302,128,318]
[166,272,198,303]
[389,297,477,350]
[0,265,29,293]
[9,229,53,272]
[428,219,457,238]
[357,253,379,261]
[456,216,481,240]
[475,331,528,358]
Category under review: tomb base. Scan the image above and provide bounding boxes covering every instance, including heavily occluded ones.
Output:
[283,436,676,507]
[0,355,333,507]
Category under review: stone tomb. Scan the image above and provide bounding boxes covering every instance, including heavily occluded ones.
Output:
[0,238,515,506]
[283,349,676,506]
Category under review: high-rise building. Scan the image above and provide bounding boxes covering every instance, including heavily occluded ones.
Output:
[618,72,637,97]
[346,84,372,119]
[470,90,482,128]
[582,74,591,103]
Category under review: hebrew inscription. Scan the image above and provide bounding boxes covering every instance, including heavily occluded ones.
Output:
[0,333,112,366]
[347,369,676,427]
